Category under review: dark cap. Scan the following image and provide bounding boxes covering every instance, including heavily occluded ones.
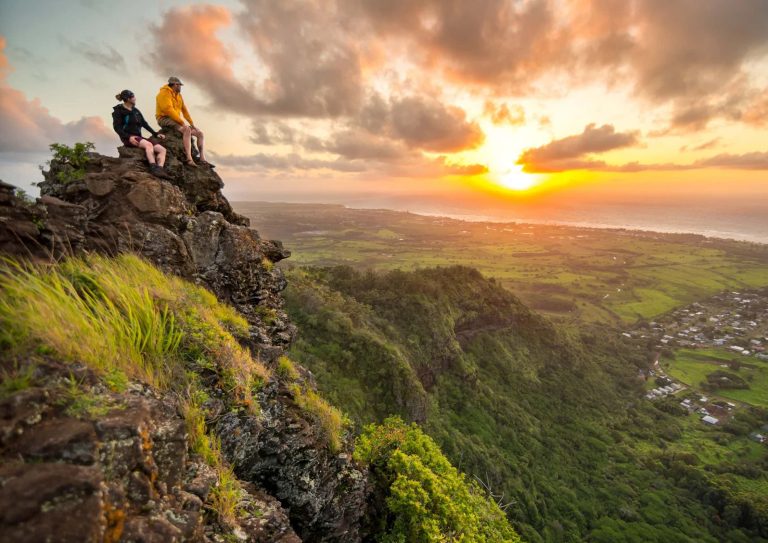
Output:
[117,89,134,101]
[168,76,184,86]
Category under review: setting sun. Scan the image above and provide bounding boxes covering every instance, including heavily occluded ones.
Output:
[497,165,539,191]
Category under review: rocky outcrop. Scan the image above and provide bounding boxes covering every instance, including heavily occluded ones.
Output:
[218,381,367,542]
[0,131,368,541]
[6,130,293,357]
[0,360,299,542]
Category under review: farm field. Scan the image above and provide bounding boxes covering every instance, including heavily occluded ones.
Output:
[237,202,768,326]
[664,348,768,408]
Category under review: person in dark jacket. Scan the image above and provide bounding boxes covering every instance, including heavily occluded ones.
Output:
[112,89,169,178]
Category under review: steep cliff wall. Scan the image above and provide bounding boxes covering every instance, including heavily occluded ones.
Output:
[0,131,367,542]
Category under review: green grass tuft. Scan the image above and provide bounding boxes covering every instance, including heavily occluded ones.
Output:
[0,361,36,398]
[275,355,300,381]
[290,383,349,453]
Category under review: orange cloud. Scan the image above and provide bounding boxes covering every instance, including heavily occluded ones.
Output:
[483,101,525,126]
[0,36,112,153]
[518,124,638,172]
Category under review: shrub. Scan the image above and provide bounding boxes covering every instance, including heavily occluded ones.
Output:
[355,417,521,543]
[47,142,95,183]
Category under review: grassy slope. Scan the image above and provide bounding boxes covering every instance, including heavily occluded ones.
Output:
[0,253,266,524]
[0,254,520,541]
[285,266,768,542]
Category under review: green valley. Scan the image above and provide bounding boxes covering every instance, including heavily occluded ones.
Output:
[236,202,768,326]
[236,202,768,541]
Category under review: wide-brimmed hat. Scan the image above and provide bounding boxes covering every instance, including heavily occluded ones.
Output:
[168,76,184,86]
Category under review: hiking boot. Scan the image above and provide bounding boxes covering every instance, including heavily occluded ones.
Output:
[149,164,168,178]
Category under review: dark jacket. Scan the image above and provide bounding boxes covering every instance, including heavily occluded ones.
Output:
[112,104,159,143]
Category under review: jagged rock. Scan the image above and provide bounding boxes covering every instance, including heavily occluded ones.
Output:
[0,180,48,257]
[0,461,105,543]
[6,148,294,354]
[0,362,301,542]
[217,382,368,542]
[0,141,370,541]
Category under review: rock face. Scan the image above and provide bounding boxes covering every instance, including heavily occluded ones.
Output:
[218,382,368,542]
[0,133,368,541]
[0,361,300,542]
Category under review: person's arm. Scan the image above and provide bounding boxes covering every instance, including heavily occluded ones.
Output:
[156,88,185,125]
[181,98,194,126]
[139,111,159,137]
[112,109,128,140]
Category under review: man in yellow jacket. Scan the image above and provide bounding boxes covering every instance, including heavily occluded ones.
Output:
[156,76,213,167]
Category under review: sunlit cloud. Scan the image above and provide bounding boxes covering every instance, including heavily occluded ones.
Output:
[518,124,639,172]
[0,37,112,153]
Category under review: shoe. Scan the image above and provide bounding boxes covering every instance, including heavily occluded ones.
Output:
[149,164,166,178]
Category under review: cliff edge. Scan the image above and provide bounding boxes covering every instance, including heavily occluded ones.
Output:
[0,130,367,542]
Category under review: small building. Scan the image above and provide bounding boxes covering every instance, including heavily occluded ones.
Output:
[702,415,719,425]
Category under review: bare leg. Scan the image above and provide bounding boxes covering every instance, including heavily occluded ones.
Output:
[154,144,166,167]
[177,125,194,162]
[192,128,206,162]
[139,140,156,164]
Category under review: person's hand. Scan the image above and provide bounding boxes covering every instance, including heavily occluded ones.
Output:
[157,134,166,140]
[128,136,139,145]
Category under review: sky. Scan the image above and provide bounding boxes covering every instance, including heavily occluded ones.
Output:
[1,0,767,225]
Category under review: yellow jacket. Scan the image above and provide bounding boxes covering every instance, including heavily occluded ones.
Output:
[155,85,194,126]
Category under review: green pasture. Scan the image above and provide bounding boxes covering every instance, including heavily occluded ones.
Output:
[664,348,768,407]
[660,414,762,466]
[240,203,768,326]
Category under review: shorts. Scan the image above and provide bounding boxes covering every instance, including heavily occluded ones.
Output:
[122,135,146,147]
[122,135,164,149]
[157,116,182,129]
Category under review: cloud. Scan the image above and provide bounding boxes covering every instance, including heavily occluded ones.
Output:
[0,37,112,153]
[483,101,525,125]
[211,151,367,173]
[518,123,639,172]
[696,151,768,170]
[237,0,365,117]
[345,0,565,92]
[349,0,768,129]
[680,138,721,152]
[568,0,768,130]
[741,90,768,126]
[389,96,484,152]
[629,1,768,104]
[148,3,364,118]
[250,121,296,145]
[64,39,126,71]
[146,6,262,115]
[324,129,409,160]
[211,148,487,179]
